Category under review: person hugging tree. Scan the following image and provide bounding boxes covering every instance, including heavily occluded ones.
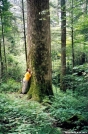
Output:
[21,68,32,94]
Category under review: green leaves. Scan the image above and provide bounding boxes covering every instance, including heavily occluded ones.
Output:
[0,93,60,133]
[48,89,88,131]
[0,83,88,133]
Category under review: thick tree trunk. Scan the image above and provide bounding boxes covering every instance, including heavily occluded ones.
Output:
[27,0,53,102]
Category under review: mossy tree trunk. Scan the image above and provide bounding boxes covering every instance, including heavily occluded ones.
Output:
[26,0,53,102]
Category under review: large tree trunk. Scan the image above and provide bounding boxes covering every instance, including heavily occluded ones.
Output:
[60,0,66,91]
[26,0,53,102]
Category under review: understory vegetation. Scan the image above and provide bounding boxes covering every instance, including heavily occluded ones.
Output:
[0,78,88,134]
[1,56,88,134]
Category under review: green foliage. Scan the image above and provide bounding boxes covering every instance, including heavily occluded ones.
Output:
[75,15,88,41]
[52,63,88,97]
[6,54,24,81]
[0,93,60,134]
[0,83,88,133]
[0,0,15,38]
[7,65,22,81]
[0,79,21,92]
[62,74,88,97]
[50,0,58,27]
[49,89,88,132]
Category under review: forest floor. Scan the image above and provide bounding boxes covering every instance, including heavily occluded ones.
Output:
[0,92,63,134]
[0,91,88,134]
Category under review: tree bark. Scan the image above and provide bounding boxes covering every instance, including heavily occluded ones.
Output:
[22,0,27,62]
[60,0,66,91]
[26,0,53,102]
[71,0,74,69]
[1,9,7,79]
[0,40,2,82]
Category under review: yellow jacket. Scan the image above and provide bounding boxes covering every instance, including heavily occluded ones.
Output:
[23,72,31,81]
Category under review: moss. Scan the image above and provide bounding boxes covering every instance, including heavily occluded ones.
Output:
[27,33,53,101]
[27,75,53,102]
[27,81,43,102]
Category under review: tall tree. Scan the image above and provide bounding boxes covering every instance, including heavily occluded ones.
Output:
[84,0,88,14]
[22,0,27,62]
[26,0,53,102]
[0,0,13,79]
[0,39,2,81]
[0,0,7,77]
[60,0,66,91]
[71,0,74,69]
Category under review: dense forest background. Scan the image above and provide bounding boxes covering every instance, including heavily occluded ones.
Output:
[0,0,88,133]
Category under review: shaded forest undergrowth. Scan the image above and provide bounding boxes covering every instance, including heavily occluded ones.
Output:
[0,85,88,134]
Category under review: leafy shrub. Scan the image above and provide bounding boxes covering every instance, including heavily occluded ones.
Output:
[49,90,88,132]
[0,79,20,92]
[7,65,23,81]
[7,54,24,81]
[0,93,61,134]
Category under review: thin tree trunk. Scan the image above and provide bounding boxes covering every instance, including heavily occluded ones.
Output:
[60,0,66,91]
[1,11,7,78]
[85,0,88,14]
[0,40,2,82]
[71,0,74,69]
[22,0,27,62]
